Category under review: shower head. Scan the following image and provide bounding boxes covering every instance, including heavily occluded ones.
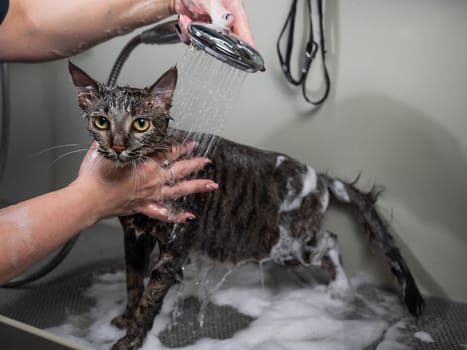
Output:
[108,20,265,86]
[187,23,265,73]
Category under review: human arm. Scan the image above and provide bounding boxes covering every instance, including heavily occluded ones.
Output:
[0,142,217,285]
[0,0,255,62]
[0,0,174,61]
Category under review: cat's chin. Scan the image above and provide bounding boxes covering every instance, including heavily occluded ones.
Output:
[100,154,135,169]
[113,160,133,169]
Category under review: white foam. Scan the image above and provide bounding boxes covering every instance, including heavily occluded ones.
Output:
[329,179,350,203]
[275,155,286,168]
[46,262,426,350]
[269,226,302,265]
[320,186,330,213]
[326,247,353,301]
[0,206,33,271]
[279,165,318,213]
[413,331,434,343]
[376,321,413,350]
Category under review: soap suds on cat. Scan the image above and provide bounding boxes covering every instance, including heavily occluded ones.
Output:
[279,165,318,213]
[275,155,286,168]
[329,179,351,203]
[269,226,311,265]
[0,206,33,270]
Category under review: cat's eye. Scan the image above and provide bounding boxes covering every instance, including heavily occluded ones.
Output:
[132,118,151,132]
[93,116,110,130]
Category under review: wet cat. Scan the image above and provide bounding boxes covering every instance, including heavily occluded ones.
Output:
[69,61,425,350]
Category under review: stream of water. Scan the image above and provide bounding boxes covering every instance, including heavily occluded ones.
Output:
[171,46,247,157]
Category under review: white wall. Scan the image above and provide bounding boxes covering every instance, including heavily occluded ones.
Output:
[1,0,466,302]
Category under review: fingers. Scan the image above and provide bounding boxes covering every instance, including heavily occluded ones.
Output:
[160,179,218,199]
[175,0,211,44]
[175,0,255,47]
[168,157,212,180]
[209,1,234,30]
[225,1,256,47]
[141,155,218,223]
[144,144,215,193]
[139,203,169,220]
[178,14,193,44]
[149,179,217,221]
[168,141,198,161]
[139,178,218,223]
[139,202,197,224]
[168,212,198,224]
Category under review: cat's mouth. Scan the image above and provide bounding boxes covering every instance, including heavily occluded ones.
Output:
[98,148,136,167]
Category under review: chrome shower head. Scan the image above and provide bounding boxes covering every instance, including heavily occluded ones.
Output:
[188,23,265,73]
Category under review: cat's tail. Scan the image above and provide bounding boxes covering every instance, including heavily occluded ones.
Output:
[319,173,425,317]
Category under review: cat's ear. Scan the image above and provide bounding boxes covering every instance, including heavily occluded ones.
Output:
[68,61,101,110]
[149,66,178,108]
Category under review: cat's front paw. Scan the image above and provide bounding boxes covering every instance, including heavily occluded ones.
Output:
[111,315,131,329]
[111,336,142,350]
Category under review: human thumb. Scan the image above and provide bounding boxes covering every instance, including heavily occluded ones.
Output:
[209,0,234,31]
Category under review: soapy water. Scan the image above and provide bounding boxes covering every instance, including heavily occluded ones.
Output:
[171,46,247,157]
[46,261,434,350]
[0,206,33,271]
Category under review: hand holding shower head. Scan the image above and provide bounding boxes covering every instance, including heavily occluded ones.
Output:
[138,20,265,73]
[108,19,265,86]
[187,23,265,73]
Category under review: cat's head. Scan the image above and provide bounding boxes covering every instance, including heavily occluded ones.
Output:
[68,61,177,166]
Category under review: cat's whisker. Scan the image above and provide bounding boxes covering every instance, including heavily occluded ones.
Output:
[140,154,160,167]
[29,143,85,159]
[48,148,89,168]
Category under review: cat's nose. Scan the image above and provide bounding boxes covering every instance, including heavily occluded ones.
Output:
[112,145,126,154]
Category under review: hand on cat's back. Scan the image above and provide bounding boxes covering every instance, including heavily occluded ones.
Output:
[72,141,218,224]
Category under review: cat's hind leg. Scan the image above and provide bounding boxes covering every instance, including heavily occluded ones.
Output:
[111,218,156,330]
[312,230,353,301]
